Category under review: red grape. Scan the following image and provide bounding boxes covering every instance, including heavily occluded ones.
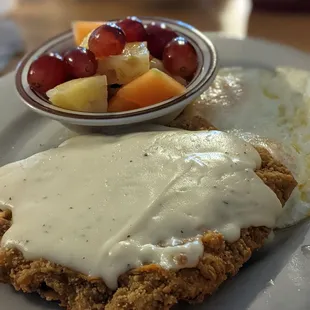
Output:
[145,23,177,59]
[64,47,98,78]
[163,37,198,79]
[117,17,147,42]
[88,23,126,57]
[27,53,67,94]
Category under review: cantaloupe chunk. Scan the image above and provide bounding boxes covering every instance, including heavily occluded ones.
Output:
[72,21,104,46]
[108,69,186,112]
[108,96,140,112]
[150,58,187,86]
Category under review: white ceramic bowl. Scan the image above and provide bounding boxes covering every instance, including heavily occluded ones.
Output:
[15,17,218,129]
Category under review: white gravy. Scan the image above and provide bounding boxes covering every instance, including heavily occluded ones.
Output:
[0,129,282,289]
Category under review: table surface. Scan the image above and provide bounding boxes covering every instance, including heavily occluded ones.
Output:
[5,0,310,74]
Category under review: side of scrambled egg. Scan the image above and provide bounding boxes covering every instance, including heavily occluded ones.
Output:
[184,67,310,228]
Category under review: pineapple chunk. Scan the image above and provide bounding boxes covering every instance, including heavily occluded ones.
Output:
[80,35,150,85]
[96,42,150,85]
[47,76,108,113]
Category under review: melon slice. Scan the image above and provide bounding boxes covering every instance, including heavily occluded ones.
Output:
[150,58,187,86]
[108,96,140,112]
[72,21,104,46]
[47,76,108,113]
[108,69,186,112]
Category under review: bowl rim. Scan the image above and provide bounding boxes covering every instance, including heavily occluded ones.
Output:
[15,16,218,121]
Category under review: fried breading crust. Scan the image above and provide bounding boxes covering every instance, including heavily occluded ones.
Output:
[0,116,297,310]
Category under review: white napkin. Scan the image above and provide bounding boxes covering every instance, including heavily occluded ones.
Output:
[218,0,252,38]
[0,0,15,15]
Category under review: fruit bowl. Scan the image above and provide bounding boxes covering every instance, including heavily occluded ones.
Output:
[15,17,218,129]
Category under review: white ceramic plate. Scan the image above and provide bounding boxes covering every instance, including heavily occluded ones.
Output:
[1,33,310,310]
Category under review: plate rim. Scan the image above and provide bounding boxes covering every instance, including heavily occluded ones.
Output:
[1,32,310,310]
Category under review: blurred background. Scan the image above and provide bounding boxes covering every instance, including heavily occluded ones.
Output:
[1,0,310,76]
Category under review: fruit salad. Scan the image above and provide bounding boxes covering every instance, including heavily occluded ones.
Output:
[27,17,198,113]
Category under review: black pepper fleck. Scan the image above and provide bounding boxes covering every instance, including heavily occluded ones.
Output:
[83,257,85,260]
[223,201,229,205]
[88,207,91,210]
[25,240,29,244]
[9,197,12,200]
[225,151,229,154]
[69,207,73,209]
[86,240,89,243]
[42,224,46,227]
[43,196,48,199]
[213,185,217,189]
[181,230,184,234]
[44,230,48,233]
[130,160,133,163]
[244,151,247,154]
[23,179,26,181]
[127,264,131,268]
[143,153,148,157]
[112,218,115,221]
[127,235,131,238]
